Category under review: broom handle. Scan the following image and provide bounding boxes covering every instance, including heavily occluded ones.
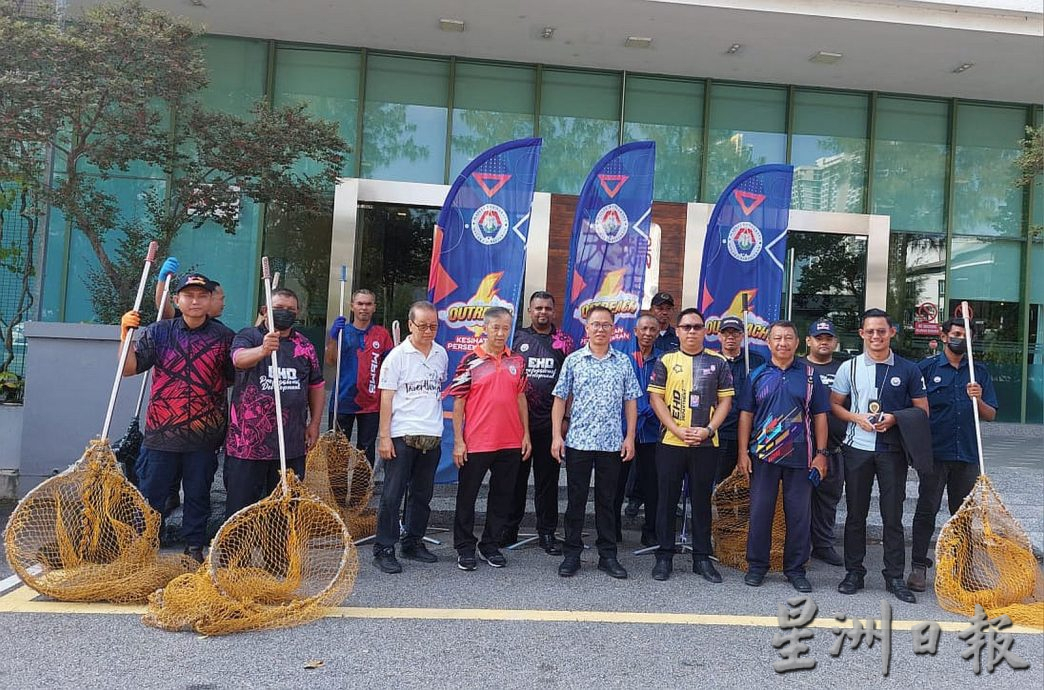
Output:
[132,274,173,417]
[101,241,158,440]
[332,265,347,427]
[741,293,750,376]
[392,320,401,347]
[262,257,289,494]
[959,301,987,477]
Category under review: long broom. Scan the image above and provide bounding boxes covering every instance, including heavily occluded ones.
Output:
[933,301,1044,628]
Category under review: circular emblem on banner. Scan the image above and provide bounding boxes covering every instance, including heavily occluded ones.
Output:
[593,204,629,244]
[519,343,529,352]
[890,376,902,387]
[470,204,510,245]
[726,222,763,262]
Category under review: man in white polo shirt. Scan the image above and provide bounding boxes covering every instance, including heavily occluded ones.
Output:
[373,300,449,574]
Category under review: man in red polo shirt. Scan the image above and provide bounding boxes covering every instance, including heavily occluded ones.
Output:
[449,307,532,571]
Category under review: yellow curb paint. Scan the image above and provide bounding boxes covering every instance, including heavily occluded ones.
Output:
[0,586,1039,634]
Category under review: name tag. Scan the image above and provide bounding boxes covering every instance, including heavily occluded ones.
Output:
[690,393,701,409]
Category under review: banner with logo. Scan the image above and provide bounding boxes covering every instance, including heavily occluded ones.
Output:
[428,138,542,482]
[698,164,793,360]
[562,141,656,356]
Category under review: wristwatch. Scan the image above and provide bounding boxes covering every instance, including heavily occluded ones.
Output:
[705,426,716,438]
[815,448,829,457]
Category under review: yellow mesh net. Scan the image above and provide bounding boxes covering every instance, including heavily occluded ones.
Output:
[934,475,1044,629]
[304,429,376,540]
[2,439,195,602]
[143,471,358,635]
[712,470,787,572]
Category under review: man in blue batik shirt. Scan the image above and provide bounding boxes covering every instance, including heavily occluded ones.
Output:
[907,318,998,593]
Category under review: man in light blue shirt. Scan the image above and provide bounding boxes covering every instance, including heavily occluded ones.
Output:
[551,306,641,580]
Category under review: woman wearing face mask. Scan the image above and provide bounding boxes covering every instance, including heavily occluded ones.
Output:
[223,287,326,517]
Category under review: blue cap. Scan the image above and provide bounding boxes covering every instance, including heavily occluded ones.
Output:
[808,318,837,337]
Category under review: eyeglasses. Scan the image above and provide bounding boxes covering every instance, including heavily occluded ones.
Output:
[587,323,613,331]
[862,328,890,336]
[677,323,705,332]
[411,321,438,332]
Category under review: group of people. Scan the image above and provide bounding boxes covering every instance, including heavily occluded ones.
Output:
[120,261,998,606]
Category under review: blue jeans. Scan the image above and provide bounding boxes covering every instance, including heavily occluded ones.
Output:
[375,438,440,552]
[136,447,219,548]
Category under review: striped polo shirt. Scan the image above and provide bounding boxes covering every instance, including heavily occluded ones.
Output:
[447,344,527,453]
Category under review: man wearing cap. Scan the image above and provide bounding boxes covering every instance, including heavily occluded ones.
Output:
[651,292,680,353]
[712,314,765,484]
[225,287,325,517]
[907,318,998,593]
[121,273,235,563]
[799,317,847,567]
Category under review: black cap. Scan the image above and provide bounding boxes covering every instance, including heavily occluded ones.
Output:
[808,318,837,337]
[650,292,674,307]
[174,273,214,294]
[719,315,744,332]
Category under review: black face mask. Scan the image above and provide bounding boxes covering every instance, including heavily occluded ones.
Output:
[946,338,967,355]
[272,308,297,330]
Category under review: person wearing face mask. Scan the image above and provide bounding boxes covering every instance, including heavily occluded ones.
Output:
[223,287,325,517]
[907,317,998,593]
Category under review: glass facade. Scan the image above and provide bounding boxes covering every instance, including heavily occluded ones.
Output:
[17,34,1041,420]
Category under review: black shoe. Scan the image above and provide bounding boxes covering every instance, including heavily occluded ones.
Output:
[787,574,813,593]
[693,558,722,583]
[559,556,581,577]
[624,499,641,518]
[457,553,477,571]
[539,533,562,556]
[373,548,403,574]
[165,493,181,514]
[615,530,623,543]
[652,557,672,581]
[498,531,519,549]
[744,570,765,587]
[400,543,438,563]
[479,549,507,568]
[598,557,628,579]
[837,571,864,595]
[886,577,917,603]
[640,533,657,548]
[811,547,844,567]
[183,546,204,564]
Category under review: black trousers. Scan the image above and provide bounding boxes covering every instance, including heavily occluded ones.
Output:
[334,412,380,467]
[747,461,813,577]
[634,442,659,542]
[224,455,307,519]
[911,461,980,568]
[375,438,440,553]
[454,448,521,555]
[563,448,621,559]
[624,456,642,502]
[810,449,844,551]
[503,426,561,538]
[715,437,739,485]
[842,447,907,579]
[655,443,717,559]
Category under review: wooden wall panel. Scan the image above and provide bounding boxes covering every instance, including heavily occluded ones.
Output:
[542,195,689,316]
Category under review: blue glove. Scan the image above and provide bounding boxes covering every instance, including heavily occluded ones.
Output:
[328,315,347,340]
[157,257,179,283]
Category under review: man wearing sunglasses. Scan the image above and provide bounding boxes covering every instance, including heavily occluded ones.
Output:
[648,308,734,582]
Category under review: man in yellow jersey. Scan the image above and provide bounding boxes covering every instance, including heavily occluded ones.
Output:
[648,308,734,582]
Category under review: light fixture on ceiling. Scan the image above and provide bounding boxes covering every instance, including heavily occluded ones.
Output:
[725,43,742,55]
[809,51,843,65]
[953,62,974,73]
[541,26,556,40]
[439,18,467,33]
[625,36,653,49]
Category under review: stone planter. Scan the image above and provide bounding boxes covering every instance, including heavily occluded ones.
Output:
[0,402,23,499]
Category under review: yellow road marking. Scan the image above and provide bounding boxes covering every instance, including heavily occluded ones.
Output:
[0,585,1039,633]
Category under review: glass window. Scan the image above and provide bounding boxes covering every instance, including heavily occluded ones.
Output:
[886,232,946,357]
[953,104,1026,238]
[791,90,868,214]
[450,62,535,178]
[1029,240,1043,424]
[196,36,268,117]
[273,47,360,176]
[537,69,621,194]
[362,54,449,184]
[871,97,948,233]
[703,84,786,203]
[623,76,704,202]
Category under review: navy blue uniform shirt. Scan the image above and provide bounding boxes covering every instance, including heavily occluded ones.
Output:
[918,353,998,465]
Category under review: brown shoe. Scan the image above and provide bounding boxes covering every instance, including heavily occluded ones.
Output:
[907,565,927,592]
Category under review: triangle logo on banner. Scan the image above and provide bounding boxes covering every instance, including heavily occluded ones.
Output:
[598,174,628,198]
[570,270,588,301]
[734,190,766,216]
[473,172,511,198]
